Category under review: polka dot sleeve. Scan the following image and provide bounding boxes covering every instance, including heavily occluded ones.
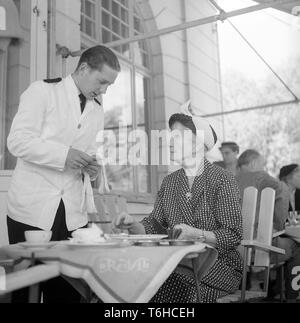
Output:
[212,173,243,252]
[141,179,168,234]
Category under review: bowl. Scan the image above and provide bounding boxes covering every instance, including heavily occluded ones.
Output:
[24,231,52,243]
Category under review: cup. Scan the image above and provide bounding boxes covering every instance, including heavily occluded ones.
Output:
[24,231,52,243]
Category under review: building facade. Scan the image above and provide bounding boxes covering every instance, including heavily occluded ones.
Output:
[0,0,223,202]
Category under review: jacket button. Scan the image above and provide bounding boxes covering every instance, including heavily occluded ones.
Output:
[78,124,81,129]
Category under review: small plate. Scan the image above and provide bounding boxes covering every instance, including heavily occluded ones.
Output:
[19,242,58,250]
[161,240,197,246]
[134,240,160,247]
[111,234,168,241]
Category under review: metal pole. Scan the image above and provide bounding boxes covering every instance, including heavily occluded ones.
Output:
[202,99,300,118]
[60,0,296,58]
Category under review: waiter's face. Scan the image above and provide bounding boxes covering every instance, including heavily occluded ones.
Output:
[78,63,119,100]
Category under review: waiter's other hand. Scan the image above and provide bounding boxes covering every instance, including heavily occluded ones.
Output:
[84,163,101,179]
[65,148,94,170]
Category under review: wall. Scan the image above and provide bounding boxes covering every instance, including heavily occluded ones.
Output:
[147,0,223,182]
[5,0,31,170]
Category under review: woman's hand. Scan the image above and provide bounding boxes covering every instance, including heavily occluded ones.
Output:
[174,224,203,241]
[114,212,145,235]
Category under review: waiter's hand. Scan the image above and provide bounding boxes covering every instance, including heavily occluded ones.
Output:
[65,148,94,170]
[84,159,101,179]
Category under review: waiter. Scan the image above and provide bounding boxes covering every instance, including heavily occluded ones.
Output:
[6,45,120,302]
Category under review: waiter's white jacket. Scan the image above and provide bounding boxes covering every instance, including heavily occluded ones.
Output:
[7,75,104,231]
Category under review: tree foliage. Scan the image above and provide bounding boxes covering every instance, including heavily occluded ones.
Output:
[222,56,300,176]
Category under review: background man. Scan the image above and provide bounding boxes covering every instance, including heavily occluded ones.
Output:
[214,142,239,176]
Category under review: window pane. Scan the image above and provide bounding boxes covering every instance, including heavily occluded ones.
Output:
[85,0,95,19]
[104,65,132,132]
[134,16,141,33]
[81,0,96,38]
[135,75,151,193]
[121,23,129,38]
[136,73,149,126]
[103,65,134,191]
[102,0,110,11]
[102,28,111,43]
[121,7,129,24]
[133,41,149,68]
[112,17,120,35]
[136,126,150,193]
[104,129,134,192]
[112,1,120,17]
[85,19,95,38]
[137,166,150,193]
[102,11,110,28]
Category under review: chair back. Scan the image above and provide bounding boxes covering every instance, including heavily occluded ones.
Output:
[240,187,258,265]
[254,187,275,267]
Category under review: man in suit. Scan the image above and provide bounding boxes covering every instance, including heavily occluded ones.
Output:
[6,45,120,302]
[279,164,300,213]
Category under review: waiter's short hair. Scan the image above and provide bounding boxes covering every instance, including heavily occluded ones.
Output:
[77,45,121,72]
[169,113,197,135]
[238,149,260,168]
[220,142,239,153]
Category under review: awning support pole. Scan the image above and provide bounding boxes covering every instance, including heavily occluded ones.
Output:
[57,0,296,58]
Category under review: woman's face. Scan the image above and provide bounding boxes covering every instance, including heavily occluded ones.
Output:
[170,122,203,167]
[289,167,300,189]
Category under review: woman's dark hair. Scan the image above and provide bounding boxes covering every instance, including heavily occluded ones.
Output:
[169,113,197,134]
[279,164,299,182]
[76,45,121,72]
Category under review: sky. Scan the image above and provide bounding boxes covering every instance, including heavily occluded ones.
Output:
[218,0,300,80]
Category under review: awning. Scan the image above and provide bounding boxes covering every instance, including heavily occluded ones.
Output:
[254,0,300,15]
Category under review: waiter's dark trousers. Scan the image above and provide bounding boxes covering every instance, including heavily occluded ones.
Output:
[7,199,87,303]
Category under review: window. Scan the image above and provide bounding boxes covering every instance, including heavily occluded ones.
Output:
[0,7,6,31]
[81,0,152,196]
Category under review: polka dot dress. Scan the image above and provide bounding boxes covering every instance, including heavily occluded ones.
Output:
[142,159,243,303]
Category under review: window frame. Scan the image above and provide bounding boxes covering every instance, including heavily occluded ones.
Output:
[80,0,156,201]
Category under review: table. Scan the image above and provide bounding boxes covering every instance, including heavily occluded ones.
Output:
[0,242,217,303]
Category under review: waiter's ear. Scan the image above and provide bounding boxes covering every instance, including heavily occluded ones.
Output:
[77,62,90,75]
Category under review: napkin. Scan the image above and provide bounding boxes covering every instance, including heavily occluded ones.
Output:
[98,164,110,194]
[81,171,97,214]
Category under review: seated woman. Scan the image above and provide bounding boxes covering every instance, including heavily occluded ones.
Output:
[115,102,243,303]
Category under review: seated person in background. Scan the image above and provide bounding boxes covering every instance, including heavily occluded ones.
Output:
[236,150,300,302]
[279,164,300,213]
[236,150,288,233]
[214,142,240,176]
[115,104,243,303]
